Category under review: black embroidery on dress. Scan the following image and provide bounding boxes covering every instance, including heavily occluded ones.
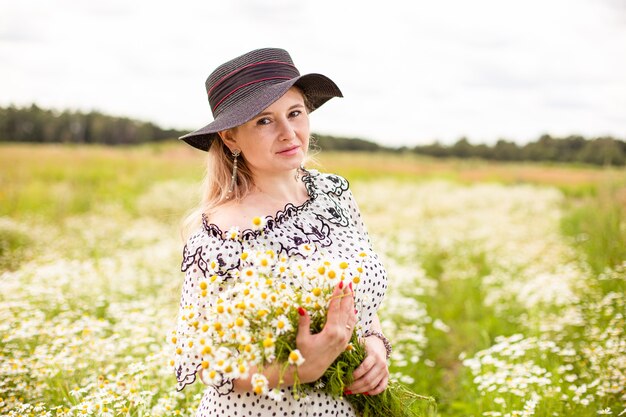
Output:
[180,244,197,272]
[279,217,333,256]
[324,174,349,196]
[213,376,235,396]
[316,197,349,227]
[176,362,201,392]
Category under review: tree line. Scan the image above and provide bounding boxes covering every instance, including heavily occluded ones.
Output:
[408,135,626,166]
[0,104,184,145]
[1,104,625,166]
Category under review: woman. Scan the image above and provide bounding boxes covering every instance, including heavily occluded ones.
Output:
[175,48,392,416]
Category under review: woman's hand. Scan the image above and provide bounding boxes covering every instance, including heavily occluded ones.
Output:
[344,334,389,395]
[295,281,357,383]
[232,281,356,392]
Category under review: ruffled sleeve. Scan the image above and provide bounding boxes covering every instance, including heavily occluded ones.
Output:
[173,226,242,392]
[314,172,370,241]
[343,187,372,246]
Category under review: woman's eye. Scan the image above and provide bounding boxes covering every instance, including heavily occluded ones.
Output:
[256,117,271,126]
[289,110,301,118]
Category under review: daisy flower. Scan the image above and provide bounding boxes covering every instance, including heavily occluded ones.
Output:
[199,368,221,385]
[251,216,266,230]
[288,349,305,366]
[226,226,240,240]
[271,315,292,336]
[298,242,316,256]
[252,373,269,395]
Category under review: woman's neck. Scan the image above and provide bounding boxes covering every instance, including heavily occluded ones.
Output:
[251,169,307,205]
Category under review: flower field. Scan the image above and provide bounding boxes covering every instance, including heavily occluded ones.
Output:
[1,143,625,416]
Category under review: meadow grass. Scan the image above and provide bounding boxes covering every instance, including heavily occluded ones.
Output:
[1,142,625,416]
[2,142,624,221]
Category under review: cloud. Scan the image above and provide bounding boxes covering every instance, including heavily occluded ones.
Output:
[0,0,624,146]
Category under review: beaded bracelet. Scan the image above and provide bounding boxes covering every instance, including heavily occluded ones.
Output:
[363,330,392,359]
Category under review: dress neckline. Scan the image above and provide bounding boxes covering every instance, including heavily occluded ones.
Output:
[202,169,318,241]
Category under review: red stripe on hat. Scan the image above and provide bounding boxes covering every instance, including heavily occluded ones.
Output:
[212,76,292,111]
[208,61,296,96]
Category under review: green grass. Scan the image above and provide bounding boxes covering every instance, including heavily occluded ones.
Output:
[561,182,626,277]
[0,142,203,220]
[2,143,625,221]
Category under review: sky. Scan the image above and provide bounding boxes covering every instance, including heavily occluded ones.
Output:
[1,0,625,147]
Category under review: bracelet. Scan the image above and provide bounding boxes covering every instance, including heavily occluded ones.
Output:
[363,330,392,360]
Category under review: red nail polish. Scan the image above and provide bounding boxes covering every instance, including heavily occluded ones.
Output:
[344,390,352,395]
[364,392,370,396]
[339,281,344,289]
[298,306,306,316]
[354,309,358,314]
[349,282,353,290]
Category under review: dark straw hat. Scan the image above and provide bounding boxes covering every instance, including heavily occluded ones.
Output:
[179,48,343,151]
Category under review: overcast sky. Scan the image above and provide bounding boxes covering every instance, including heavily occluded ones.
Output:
[1,0,625,146]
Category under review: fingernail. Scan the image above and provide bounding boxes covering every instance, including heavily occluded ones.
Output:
[339,281,344,289]
[354,309,358,314]
[364,392,370,396]
[344,390,352,395]
[349,282,353,290]
[298,306,306,316]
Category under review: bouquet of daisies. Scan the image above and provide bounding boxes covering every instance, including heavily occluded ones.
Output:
[174,222,434,416]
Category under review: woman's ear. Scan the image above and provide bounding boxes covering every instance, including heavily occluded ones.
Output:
[218,130,237,151]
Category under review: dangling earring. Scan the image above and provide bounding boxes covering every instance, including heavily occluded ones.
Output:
[227,149,240,198]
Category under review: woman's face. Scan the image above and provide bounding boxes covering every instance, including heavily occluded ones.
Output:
[222,87,310,177]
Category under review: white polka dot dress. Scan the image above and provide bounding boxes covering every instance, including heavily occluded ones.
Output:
[174,171,388,417]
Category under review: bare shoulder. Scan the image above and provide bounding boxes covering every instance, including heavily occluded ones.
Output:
[205,200,260,232]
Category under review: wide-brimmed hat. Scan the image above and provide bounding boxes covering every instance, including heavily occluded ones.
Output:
[179,48,343,151]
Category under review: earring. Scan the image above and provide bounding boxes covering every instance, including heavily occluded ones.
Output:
[227,149,241,198]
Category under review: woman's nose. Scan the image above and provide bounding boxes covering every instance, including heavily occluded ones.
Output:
[276,118,296,140]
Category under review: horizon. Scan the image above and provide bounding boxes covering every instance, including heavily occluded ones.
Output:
[5,101,624,149]
[1,0,625,147]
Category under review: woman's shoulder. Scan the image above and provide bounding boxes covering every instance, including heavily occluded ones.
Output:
[181,217,243,274]
[306,169,350,196]
[204,202,248,234]
[183,204,247,250]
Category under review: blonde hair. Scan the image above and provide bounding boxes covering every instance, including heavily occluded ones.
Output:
[180,138,253,240]
[181,87,315,241]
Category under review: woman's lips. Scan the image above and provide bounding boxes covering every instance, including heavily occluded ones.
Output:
[277,146,299,156]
